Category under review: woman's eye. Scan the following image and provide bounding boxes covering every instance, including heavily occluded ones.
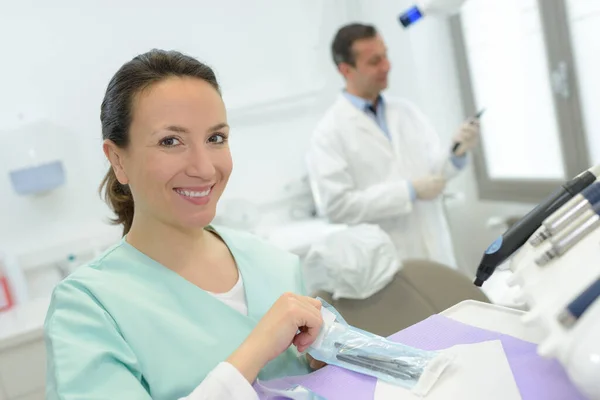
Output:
[160,137,181,147]
[208,133,227,144]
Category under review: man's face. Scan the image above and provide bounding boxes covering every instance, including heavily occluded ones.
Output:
[343,34,391,96]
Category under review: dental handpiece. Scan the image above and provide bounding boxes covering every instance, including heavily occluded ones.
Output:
[474,164,600,287]
[530,182,600,246]
[557,277,600,328]
[535,202,600,267]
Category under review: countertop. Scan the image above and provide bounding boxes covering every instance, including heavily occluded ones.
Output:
[0,297,50,351]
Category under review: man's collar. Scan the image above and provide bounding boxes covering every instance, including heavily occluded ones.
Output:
[342,90,384,111]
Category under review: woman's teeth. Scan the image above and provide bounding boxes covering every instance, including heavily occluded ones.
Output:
[175,188,211,198]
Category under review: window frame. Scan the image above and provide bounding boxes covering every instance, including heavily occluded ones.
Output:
[450,0,590,203]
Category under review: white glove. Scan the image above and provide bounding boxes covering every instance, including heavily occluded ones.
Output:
[452,118,480,156]
[412,175,446,200]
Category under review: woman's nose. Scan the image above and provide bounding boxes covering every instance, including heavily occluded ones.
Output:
[185,145,216,180]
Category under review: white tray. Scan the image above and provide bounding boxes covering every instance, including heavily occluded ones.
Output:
[441,300,546,344]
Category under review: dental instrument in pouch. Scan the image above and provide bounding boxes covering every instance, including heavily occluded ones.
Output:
[336,354,420,381]
[535,201,600,266]
[530,182,600,246]
[309,301,452,394]
[334,342,422,381]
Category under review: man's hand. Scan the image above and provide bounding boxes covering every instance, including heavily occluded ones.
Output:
[412,175,446,200]
[452,118,481,156]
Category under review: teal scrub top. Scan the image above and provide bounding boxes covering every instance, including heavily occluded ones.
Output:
[44,226,312,400]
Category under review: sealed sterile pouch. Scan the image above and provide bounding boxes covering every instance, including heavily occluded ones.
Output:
[254,379,327,400]
[307,299,452,397]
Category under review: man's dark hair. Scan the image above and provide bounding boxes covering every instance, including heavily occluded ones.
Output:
[331,23,377,67]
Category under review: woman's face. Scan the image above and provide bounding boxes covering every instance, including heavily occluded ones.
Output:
[105,76,232,232]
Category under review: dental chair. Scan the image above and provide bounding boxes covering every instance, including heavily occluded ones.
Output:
[313,259,489,337]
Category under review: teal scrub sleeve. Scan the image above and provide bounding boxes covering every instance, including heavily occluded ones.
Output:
[294,256,310,297]
[45,281,152,400]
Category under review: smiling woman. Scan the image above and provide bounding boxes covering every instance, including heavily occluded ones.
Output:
[44,49,324,400]
[99,53,230,235]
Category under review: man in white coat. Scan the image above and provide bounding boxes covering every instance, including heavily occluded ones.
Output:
[307,23,480,268]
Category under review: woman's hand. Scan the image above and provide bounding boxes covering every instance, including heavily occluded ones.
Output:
[306,354,327,370]
[226,293,323,382]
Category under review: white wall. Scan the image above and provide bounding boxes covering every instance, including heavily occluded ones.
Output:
[0,0,349,257]
[0,0,537,281]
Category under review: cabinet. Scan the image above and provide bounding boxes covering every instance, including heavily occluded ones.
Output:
[0,298,48,400]
[0,340,45,399]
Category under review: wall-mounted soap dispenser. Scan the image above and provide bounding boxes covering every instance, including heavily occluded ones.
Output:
[9,158,65,196]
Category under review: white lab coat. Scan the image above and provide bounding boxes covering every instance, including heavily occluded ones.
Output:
[307,94,462,268]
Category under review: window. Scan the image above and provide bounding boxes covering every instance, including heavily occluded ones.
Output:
[452,0,591,202]
[566,0,600,164]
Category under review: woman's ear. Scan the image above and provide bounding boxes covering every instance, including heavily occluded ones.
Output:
[103,140,129,185]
